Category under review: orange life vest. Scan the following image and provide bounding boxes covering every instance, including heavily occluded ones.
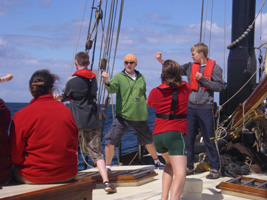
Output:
[190,59,215,91]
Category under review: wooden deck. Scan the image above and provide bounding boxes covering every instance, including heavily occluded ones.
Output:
[86,165,267,200]
[1,165,267,200]
[0,179,96,200]
[77,169,158,187]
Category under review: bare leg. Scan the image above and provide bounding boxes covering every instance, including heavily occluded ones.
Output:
[105,144,115,165]
[146,143,158,160]
[96,159,109,183]
[97,159,117,193]
[161,152,172,200]
[169,155,187,200]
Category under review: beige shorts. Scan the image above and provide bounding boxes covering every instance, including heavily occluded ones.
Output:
[79,129,104,164]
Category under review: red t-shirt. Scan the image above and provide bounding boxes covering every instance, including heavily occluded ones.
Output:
[9,95,78,183]
[147,81,191,135]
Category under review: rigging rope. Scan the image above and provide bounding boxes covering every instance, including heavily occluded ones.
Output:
[216,45,267,140]
[208,0,213,58]
[70,0,87,76]
[200,0,204,42]
[218,54,265,112]
[227,0,266,49]
[203,0,209,43]
[260,0,263,45]
[74,0,125,169]
[223,0,226,81]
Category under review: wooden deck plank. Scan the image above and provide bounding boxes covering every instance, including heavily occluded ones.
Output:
[77,169,158,186]
[0,179,96,200]
[216,176,267,199]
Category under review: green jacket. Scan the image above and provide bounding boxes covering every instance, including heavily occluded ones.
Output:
[105,70,148,121]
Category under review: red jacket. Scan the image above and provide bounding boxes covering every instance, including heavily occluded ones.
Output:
[9,95,78,184]
[147,81,191,135]
[0,99,11,185]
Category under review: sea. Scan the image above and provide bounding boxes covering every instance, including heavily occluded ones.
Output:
[5,102,156,171]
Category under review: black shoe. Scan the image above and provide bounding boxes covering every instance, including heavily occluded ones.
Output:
[206,169,220,179]
[103,181,117,193]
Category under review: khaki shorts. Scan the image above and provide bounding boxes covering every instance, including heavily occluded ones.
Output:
[104,116,153,146]
[79,129,104,164]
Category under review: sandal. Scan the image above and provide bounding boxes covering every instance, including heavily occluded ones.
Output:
[206,169,220,179]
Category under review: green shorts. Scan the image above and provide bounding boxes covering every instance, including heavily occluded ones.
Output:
[153,131,187,156]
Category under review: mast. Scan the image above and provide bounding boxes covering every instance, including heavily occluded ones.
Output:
[220,0,257,119]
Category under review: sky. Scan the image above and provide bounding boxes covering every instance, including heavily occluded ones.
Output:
[1,0,267,103]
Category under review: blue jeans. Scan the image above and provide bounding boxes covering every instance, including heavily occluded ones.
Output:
[186,107,220,170]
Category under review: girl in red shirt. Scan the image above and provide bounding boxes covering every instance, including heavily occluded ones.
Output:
[147,60,191,200]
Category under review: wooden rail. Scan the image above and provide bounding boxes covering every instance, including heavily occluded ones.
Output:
[0,179,96,200]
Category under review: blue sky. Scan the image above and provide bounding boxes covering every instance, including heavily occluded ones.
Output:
[1,0,267,103]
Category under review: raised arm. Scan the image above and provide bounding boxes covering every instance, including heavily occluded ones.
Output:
[154,52,164,64]
[0,74,13,83]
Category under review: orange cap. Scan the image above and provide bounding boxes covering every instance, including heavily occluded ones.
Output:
[124,54,137,65]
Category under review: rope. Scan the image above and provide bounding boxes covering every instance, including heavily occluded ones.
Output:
[79,143,94,168]
[68,0,124,168]
[110,0,124,79]
[70,0,87,76]
[128,151,139,165]
[216,45,267,141]
[107,0,124,119]
[223,162,250,177]
[84,0,124,165]
[208,0,213,58]
[260,0,263,45]
[223,0,227,81]
[199,0,204,42]
[218,58,265,112]
[203,0,209,43]
[98,0,124,120]
[227,0,266,49]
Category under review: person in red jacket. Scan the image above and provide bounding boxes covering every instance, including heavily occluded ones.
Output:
[0,99,11,186]
[9,69,78,184]
[147,60,191,200]
[0,73,13,185]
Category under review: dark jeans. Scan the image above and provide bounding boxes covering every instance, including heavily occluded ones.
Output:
[186,107,220,170]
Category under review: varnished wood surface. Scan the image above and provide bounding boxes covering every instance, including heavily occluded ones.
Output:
[0,179,96,200]
[216,176,267,198]
[77,169,158,184]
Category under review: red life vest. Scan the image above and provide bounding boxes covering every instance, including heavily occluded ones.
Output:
[190,59,215,91]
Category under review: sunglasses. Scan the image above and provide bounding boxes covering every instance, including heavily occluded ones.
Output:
[124,61,135,65]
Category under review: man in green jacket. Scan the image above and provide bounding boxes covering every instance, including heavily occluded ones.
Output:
[101,54,164,170]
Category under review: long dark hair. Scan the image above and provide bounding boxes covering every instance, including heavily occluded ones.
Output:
[29,69,59,98]
[161,59,182,86]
